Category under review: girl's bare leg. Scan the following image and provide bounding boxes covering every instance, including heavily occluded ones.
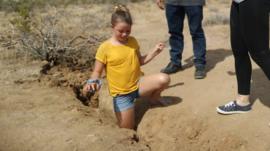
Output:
[114,73,170,129]
[115,107,135,129]
[139,73,170,104]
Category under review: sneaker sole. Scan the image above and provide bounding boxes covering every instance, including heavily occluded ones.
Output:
[160,69,183,74]
[195,75,205,79]
[216,107,250,115]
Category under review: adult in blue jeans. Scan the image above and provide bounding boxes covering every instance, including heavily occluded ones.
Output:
[156,0,207,79]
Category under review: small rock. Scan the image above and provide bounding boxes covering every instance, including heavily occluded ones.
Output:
[53,72,64,78]
[14,79,24,84]
[41,60,49,65]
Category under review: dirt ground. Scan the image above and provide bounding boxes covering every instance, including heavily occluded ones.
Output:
[1,1,270,151]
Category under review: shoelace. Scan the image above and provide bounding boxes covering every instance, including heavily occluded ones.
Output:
[224,101,236,108]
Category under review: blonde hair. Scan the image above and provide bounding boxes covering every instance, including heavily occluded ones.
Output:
[111,4,132,26]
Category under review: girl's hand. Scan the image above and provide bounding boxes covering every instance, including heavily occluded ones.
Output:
[153,42,165,56]
[83,81,101,94]
[156,0,165,10]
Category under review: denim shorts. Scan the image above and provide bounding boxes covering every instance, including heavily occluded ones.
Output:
[113,89,140,112]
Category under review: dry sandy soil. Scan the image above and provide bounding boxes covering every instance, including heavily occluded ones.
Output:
[1,1,270,151]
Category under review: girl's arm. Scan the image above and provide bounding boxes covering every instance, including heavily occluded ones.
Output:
[156,0,165,10]
[83,60,105,93]
[90,60,105,80]
[138,42,165,66]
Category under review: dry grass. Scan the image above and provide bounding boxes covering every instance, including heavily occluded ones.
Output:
[203,12,230,26]
[0,0,147,12]
[204,3,230,26]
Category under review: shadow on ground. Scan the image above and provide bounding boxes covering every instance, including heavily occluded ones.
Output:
[134,96,182,130]
[183,48,232,73]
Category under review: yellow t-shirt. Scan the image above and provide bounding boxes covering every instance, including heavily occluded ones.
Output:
[95,36,142,97]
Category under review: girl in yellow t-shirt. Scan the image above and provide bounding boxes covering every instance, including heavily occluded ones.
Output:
[83,5,170,129]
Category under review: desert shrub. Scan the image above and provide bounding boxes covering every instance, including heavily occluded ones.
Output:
[204,13,229,26]
[0,0,147,12]
[203,6,230,26]
[18,12,107,71]
[0,0,142,69]
[0,5,109,71]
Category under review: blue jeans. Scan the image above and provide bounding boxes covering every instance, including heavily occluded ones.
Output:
[165,4,206,68]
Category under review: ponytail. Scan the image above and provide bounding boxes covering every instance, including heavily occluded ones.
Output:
[111,4,133,26]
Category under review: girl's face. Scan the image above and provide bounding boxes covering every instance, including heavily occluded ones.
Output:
[112,21,131,43]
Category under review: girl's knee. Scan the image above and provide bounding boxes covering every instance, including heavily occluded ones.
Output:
[158,73,170,86]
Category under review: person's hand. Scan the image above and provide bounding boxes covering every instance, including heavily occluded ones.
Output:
[152,42,165,56]
[156,0,165,10]
[83,80,101,95]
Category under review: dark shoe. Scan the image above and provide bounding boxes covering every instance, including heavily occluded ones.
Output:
[216,101,252,115]
[160,62,182,74]
[195,67,206,79]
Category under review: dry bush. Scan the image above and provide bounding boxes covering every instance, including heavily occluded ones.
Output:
[0,5,112,107]
[1,6,109,70]
[206,0,230,5]
[0,23,23,60]
[19,14,102,71]
[204,6,230,26]
[203,13,229,26]
[0,5,109,83]
[0,0,147,12]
